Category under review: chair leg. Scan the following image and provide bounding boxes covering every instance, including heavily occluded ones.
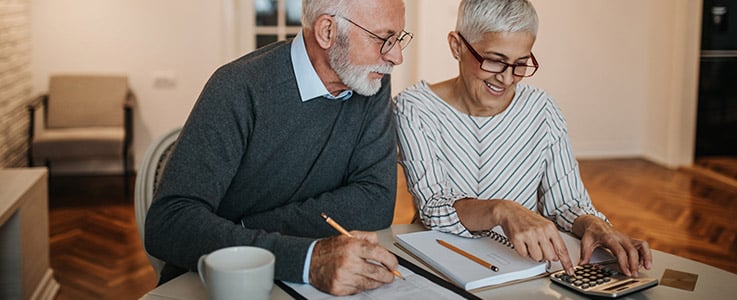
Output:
[44,160,51,195]
[123,153,130,200]
[28,150,34,167]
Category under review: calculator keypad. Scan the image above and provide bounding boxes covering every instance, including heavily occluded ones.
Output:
[556,264,613,289]
[550,264,658,298]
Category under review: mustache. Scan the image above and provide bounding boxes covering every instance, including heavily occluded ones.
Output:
[370,64,394,75]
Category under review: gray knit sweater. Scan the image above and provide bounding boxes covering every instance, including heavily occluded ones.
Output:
[145,40,397,283]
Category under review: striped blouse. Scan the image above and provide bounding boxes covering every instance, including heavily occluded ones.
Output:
[393,81,607,237]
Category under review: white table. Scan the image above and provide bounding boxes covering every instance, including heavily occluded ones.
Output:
[141,224,737,299]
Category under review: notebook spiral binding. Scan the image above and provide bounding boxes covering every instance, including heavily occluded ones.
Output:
[473,228,515,249]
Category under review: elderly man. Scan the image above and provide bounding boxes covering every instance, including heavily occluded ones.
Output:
[145,0,412,296]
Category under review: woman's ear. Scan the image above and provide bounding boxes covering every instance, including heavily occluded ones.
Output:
[313,15,337,49]
[448,31,462,60]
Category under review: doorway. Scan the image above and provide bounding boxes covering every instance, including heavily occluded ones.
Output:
[694,0,737,181]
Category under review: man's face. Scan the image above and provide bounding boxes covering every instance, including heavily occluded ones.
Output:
[328,29,393,96]
[328,0,407,96]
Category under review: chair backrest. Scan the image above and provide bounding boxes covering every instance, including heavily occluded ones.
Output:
[134,127,182,280]
[47,74,128,128]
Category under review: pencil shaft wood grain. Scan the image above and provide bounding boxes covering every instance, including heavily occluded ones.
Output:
[437,239,499,272]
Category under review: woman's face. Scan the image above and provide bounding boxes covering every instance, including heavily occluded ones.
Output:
[455,31,535,116]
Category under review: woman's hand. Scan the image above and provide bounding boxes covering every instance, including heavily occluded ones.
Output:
[573,215,653,277]
[454,199,576,275]
[496,201,576,275]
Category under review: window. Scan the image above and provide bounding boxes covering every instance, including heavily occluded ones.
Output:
[253,0,301,48]
[224,0,301,60]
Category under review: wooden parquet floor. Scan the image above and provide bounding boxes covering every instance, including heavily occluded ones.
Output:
[577,159,737,276]
[47,158,737,300]
[48,175,156,300]
[694,156,737,182]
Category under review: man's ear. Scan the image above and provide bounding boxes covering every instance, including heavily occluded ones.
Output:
[448,31,462,61]
[314,15,337,49]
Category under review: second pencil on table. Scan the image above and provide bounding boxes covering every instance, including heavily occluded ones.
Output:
[437,239,500,272]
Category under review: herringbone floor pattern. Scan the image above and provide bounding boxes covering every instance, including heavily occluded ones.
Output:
[49,176,156,300]
[48,158,737,300]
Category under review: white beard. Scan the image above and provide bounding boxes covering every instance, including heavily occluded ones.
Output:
[328,34,393,96]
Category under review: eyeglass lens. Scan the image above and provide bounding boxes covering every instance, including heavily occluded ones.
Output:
[483,61,536,77]
[381,32,413,54]
[458,32,538,77]
[336,15,413,55]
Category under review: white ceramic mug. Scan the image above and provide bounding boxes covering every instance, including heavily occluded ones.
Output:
[197,246,275,300]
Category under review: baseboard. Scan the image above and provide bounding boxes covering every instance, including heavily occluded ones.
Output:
[679,165,737,192]
[30,269,59,300]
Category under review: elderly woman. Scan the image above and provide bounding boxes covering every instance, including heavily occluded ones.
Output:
[394,0,651,277]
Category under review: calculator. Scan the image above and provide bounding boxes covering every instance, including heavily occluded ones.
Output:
[549,263,658,298]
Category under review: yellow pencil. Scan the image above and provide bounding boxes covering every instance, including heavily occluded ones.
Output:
[437,239,500,272]
[320,212,405,280]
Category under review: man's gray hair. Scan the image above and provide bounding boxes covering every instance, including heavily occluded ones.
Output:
[456,0,538,43]
[302,0,350,29]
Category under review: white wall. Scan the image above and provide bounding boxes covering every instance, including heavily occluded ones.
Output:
[31,0,229,172]
[640,0,701,167]
[528,0,651,158]
[30,0,701,172]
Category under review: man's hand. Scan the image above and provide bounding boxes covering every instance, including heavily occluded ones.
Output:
[308,231,398,296]
[574,215,653,277]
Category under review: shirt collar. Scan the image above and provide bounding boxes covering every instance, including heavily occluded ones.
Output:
[291,31,353,102]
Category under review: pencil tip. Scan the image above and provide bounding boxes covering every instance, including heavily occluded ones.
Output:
[320,212,328,220]
[394,271,406,280]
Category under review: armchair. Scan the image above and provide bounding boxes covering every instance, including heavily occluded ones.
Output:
[28,74,135,195]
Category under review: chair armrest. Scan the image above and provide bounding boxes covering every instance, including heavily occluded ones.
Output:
[125,90,136,109]
[27,94,48,166]
[27,94,48,138]
[27,94,47,111]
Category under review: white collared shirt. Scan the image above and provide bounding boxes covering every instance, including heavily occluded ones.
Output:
[290,31,353,102]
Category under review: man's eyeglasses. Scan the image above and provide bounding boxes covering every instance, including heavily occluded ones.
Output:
[335,15,414,55]
[457,32,539,77]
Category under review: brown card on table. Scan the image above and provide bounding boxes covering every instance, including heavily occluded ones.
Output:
[660,268,698,291]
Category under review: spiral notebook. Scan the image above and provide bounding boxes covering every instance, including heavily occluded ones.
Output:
[395,226,615,291]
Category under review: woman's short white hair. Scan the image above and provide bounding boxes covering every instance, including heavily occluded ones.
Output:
[302,0,350,30]
[456,0,538,43]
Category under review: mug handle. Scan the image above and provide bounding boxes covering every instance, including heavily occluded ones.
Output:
[197,254,208,286]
